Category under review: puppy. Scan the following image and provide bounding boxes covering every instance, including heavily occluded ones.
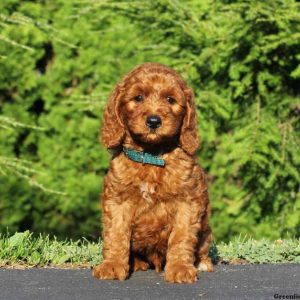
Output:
[93,62,213,283]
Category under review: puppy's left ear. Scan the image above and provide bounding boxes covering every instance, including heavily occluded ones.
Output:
[179,88,200,156]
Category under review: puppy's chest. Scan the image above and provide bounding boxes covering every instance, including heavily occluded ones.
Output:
[112,153,197,203]
[127,166,180,203]
[138,181,160,203]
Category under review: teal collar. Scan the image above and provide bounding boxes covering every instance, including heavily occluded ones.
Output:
[123,148,165,167]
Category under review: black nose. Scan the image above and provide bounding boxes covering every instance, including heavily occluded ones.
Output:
[146,115,161,129]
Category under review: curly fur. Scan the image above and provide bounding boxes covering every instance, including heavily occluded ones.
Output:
[93,63,213,283]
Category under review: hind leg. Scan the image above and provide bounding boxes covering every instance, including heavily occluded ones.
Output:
[129,254,149,272]
[196,206,214,272]
[197,225,214,272]
[148,251,166,273]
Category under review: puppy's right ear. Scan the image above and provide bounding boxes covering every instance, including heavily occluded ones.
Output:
[101,83,125,149]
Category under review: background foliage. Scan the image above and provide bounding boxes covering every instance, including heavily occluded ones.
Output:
[0,0,299,241]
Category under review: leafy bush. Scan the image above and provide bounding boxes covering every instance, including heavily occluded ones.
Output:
[0,0,299,241]
[0,1,151,238]
[115,0,300,240]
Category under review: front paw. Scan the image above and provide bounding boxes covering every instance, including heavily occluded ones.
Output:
[165,262,198,283]
[93,261,129,281]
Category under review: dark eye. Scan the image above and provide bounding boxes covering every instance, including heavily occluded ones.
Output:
[134,95,144,102]
[167,96,176,104]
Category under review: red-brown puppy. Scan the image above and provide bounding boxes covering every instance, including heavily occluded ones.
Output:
[93,62,213,283]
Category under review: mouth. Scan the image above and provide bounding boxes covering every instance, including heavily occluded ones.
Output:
[149,128,157,134]
[144,128,165,144]
[146,129,159,138]
[128,122,168,145]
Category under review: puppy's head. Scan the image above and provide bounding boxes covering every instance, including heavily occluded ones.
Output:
[101,63,199,155]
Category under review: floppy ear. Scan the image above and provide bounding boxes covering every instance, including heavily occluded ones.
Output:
[101,83,125,149]
[179,88,200,156]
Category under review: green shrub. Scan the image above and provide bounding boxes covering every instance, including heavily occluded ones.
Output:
[0,0,299,241]
[0,0,152,238]
[115,0,300,240]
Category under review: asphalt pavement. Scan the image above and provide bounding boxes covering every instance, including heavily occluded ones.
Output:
[0,264,299,300]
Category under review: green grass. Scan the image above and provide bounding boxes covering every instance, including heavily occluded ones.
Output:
[0,231,299,268]
[0,231,102,268]
[213,236,300,264]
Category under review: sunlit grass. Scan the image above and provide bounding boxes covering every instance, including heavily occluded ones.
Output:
[0,231,299,268]
[0,231,102,268]
[212,235,300,264]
